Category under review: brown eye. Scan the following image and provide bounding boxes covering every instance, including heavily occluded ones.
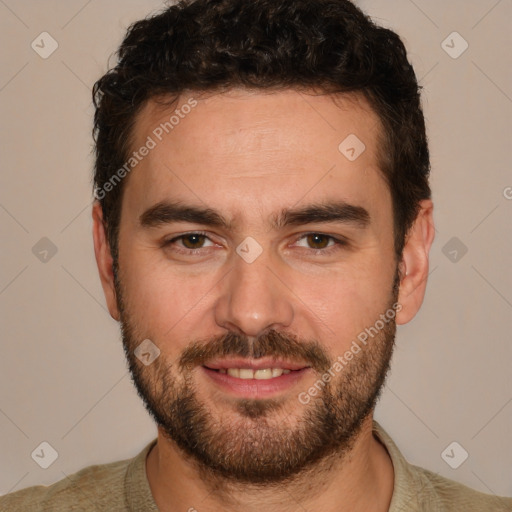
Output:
[162,232,216,254]
[293,233,348,254]
[180,234,207,249]
[306,233,331,249]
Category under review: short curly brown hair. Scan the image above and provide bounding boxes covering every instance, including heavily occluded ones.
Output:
[92,0,431,263]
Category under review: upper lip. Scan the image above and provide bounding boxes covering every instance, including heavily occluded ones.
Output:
[203,357,310,371]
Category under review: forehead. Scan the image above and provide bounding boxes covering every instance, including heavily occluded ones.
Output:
[122,88,390,232]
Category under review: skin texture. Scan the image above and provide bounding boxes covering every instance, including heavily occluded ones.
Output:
[92,89,435,512]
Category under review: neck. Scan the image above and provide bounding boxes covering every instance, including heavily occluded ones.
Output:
[146,415,395,512]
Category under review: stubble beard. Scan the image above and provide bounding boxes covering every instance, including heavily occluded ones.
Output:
[114,265,399,485]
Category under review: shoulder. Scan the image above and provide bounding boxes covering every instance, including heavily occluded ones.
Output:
[372,420,512,511]
[0,454,135,512]
[409,463,512,511]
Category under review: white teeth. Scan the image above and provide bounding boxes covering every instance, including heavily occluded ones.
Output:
[218,368,294,380]
[254,368,273,379]
[239,369,254,380]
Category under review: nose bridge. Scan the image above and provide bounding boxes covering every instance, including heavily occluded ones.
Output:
[214,241,294,336]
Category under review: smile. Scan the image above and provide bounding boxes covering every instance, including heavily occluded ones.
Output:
[206,367,293,379]
[201,359,311,398]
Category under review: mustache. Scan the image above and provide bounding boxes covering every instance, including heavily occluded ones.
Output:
[179,329,331,374]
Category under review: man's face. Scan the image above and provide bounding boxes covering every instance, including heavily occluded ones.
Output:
[112,89,400,483]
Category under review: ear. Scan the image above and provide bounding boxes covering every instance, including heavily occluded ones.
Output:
[92,201,121,321]
[395,199,435,325]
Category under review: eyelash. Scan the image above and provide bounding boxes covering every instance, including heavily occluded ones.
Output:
[162,231,348,256]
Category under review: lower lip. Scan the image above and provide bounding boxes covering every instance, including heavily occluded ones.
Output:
[201,366,310,399]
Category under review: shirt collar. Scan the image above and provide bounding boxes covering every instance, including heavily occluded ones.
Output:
[125,422,428,511]
[372,419,432,511]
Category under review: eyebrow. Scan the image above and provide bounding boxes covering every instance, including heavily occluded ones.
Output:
[139,199,371,231]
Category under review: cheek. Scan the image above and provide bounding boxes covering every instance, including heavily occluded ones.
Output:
[289,253,396,349]
[118,246,211,336]
[117,229,396,356]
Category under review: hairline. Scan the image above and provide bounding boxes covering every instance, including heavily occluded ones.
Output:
[107,86,399,259]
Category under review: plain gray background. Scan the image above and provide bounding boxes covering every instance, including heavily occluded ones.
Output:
[1,0,511,498]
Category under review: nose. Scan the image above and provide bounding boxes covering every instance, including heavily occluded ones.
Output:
[214,245,294,337]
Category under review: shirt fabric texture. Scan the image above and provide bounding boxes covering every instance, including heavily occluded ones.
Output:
[1,420,510,511]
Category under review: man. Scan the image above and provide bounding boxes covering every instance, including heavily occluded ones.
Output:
[1,0,510,510]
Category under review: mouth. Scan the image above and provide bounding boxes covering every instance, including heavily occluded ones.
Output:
[204,357,309,376]
[200,358,311,398]
[207,367,293,379]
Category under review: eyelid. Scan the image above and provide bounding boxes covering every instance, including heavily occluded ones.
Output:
[290,232,349,253]
[162,230,349,256]
[161,230,216,249]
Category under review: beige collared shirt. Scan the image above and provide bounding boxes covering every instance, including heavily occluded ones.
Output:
[1,420,510,511]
